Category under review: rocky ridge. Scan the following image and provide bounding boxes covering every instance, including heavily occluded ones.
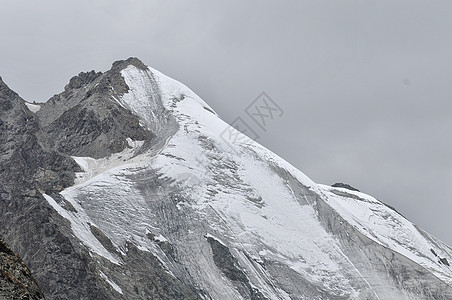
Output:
[0,238,45,300]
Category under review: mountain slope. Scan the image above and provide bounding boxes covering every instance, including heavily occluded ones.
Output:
[0,238,46,300]
[1,58,452,299]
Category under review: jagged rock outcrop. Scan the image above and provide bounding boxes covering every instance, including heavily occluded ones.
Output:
[36,58,153,159]
[331,182,360,192]
[0,76,79,193]
[0,238,45,300]
[0,74,110,299]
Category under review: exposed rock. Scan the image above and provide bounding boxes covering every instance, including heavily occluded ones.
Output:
[111,57,148,71]
[40,102,151,158]
[89,225,119,256]
[36,58,154,159]
[114,242,201,300]
[65,71,102,91]
[207,237,267,300]
[0,239,46,300]
[331,182,360,192]
[0,77,80,194]
[440,257,450,266]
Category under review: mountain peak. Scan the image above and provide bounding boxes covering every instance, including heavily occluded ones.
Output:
[36,61,154,159]
[0,76,12,92]
[65,70,102,91]
[61,58,147,94]
[111,57,148,72]
[0,76,22,111]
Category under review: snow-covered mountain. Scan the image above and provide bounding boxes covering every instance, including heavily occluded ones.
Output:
[1,58,452,299]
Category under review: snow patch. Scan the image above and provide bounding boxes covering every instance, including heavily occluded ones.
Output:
[71,139,144,185]
[99,271,123,294]
[24,102,41,113]
[154,234,168,243]
[205,233,227,246]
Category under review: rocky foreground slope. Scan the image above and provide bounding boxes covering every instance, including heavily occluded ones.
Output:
[1,58,452,299]
[0,239,45,300]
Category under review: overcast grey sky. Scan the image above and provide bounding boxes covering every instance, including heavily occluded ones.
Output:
[1,0,452,245]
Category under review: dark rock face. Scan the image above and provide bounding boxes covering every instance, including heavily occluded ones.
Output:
[37,58,154,159]
[0,77,16,111]
[0,78,79,194]
[207,237,248,282]
[40,101,150,158]
[440,257,450,266]
[111,242,201,300]
[0,239,46,300]
[0,76,112,300]
[331,182,360,192]
[65,71,102,90]
[207,237,267,300]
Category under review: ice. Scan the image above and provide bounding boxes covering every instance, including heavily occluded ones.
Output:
[154,234,168,243]
[24,102,41,113]
[99,271,123,294]
[71,139,144,185]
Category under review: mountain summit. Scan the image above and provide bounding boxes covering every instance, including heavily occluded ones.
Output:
[1,58,452,299]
